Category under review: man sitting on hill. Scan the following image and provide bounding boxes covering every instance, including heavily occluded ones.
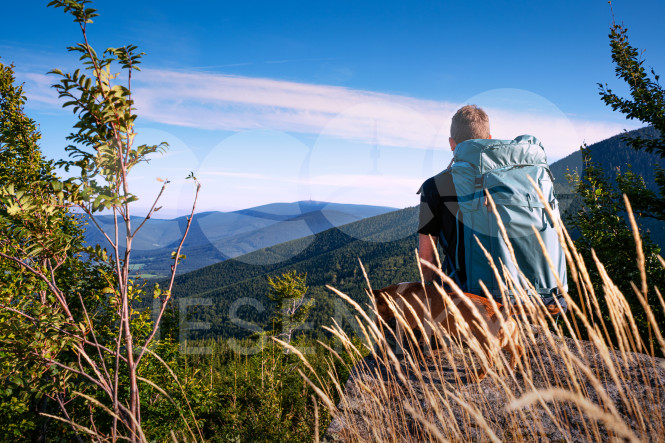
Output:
[417,105,491,289]
[417,105,567,314]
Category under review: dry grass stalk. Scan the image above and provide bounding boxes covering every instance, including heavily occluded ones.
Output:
[293,193,665,442]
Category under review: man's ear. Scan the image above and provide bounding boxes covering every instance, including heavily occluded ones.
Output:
[449,137,457,152]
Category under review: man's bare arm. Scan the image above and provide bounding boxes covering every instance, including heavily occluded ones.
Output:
[418,233,438,282]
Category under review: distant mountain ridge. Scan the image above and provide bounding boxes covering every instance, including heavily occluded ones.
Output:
[82,201,397,278]
[549,126,664,247]
[550,126,662,192]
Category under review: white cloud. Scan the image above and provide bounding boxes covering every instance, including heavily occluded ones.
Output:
[131,68,456,149]
[129,69,639,159]
[20,72,61,107]
[486,108,637,161]
[307,173,418,189]
[19,67,640,160]
[16,66,645,214]
[199,171,271,180]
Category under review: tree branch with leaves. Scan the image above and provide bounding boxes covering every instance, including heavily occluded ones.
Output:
[598,18,665,221]
[1,1,203,440]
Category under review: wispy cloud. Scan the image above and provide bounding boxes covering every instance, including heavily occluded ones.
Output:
[19,67,640,161]
[131,68,455,150]
[307,173,418,190]
[130,69,638,158]
[197,170,418,191]
[20,72,61,107]
[199,171,270,180]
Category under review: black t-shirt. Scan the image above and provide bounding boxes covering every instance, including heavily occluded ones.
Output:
[417,169,467,285]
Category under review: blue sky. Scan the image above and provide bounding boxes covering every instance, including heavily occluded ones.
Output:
[2,0,663,216]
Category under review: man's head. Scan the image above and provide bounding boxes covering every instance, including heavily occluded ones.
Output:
[449,105,490,150]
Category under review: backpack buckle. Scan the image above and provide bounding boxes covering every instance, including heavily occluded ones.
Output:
[472,176,485,210]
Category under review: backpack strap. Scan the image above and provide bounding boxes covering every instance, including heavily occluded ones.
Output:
[472,176,484,211]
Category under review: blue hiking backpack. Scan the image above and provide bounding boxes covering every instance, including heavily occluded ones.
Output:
[450,135,567,308]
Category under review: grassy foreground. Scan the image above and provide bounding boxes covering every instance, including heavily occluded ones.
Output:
[288,194,665,442]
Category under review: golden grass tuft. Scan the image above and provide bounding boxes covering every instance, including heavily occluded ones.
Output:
[283,193,665,442]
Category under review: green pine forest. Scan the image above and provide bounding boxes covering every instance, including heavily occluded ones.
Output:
[160,206,421,340]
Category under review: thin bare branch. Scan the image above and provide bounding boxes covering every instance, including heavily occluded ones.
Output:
[135,181,200,367]
[130,182,169,239]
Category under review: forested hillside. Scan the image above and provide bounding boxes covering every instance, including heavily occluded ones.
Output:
[164,207,420,339]
[550,126,664,246]
[550,126,662,191]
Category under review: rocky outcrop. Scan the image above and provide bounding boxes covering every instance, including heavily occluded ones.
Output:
[323,326,665,442]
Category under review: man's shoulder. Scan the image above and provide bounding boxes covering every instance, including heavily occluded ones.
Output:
[418,168,454,196]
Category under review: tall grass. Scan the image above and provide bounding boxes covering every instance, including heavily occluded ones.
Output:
[285,192,665,442]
